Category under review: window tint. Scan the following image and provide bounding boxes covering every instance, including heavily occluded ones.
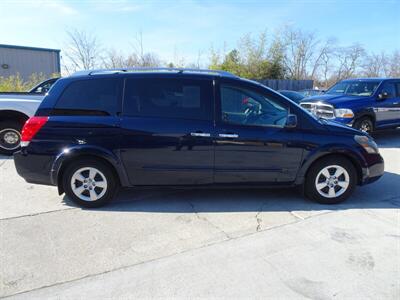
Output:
[123,78,212,120]
[380,82,396,98]
[220,85,289,127]
[395,83,400,97]
[55,79,121,115]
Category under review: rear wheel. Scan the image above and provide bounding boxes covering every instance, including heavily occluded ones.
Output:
[63,159,118,208]
[0,120,22,155]
[305,156,357,204]
[354,117,373,134]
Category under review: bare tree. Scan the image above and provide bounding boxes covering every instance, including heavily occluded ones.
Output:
[361,52,387,77]
[130,31,160,67]
[64,29,101,73]
[310,38,336,83]
[102,49,127,69]
[171,46,186,68]
[279,27,319,80]
[333,44,365,81]
[384,50,400,77]
[101,31,161,69]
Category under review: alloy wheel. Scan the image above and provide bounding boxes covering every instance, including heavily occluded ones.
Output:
[315,165,350,198]
[70,167,108,201]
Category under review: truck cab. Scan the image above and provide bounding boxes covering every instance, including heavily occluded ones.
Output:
[300,78,400,133]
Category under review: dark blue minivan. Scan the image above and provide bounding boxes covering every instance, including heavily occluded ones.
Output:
[14,69,384,207]
[300,78,400,133]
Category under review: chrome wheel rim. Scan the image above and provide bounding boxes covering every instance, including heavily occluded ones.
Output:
[360,121,371,133]
[315,165,350,198]
[70,167,107,201]
[0,128,21,150]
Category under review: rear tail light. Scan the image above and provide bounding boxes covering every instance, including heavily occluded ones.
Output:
[21,116,49,147]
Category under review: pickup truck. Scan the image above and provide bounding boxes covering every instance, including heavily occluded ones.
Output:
[300,78,400,133]
[0,78,58,154]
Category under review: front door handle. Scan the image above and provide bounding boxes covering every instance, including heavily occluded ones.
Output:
[190,132,211,137]
[219,133,239,138]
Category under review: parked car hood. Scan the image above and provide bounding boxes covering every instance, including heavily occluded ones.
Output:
[0,93,44,101]
[301,93,368,107]
[0,95,44,117]
[320,118,363,135]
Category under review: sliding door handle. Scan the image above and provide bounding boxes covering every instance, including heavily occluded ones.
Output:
[190,132,211,137]
[219,133,239,138]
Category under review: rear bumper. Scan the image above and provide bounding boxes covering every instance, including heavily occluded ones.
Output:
[14,150,55,186]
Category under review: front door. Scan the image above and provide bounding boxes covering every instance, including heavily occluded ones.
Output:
[375,81,400,128]
[214,80,304,184]
[120,76,215,185]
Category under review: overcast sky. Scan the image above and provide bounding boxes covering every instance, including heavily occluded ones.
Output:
[1,0,399,65]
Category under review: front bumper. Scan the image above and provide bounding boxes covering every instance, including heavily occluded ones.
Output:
[333,117,354,127]
[360,154,384,185]
[14,150,55,186]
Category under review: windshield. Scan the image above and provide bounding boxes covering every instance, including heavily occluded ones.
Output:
[326,81,380,97]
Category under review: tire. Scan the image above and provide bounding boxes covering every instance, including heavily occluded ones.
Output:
[0,120,23,155]
[354,117,373,134]
[304,156,357,204]
[63,159,118,208]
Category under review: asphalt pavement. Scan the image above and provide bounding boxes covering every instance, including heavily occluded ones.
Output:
[1,130,399,299]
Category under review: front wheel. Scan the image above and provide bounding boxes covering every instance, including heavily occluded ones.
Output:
[305,156,357,204]
[63,159,118,208]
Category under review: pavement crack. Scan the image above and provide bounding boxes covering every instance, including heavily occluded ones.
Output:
[255,200,269,231]
[2,211,334,299]
[186,200,232,239]
[289,211,305,220]
[0,157,12,168]
[0,207,77,222]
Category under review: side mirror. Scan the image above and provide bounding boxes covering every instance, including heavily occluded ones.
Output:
[285,114,297,128]
[378,91,389,100]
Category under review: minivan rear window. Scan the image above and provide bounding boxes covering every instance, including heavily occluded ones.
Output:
[123,78,213,120]
[54,79,122,116]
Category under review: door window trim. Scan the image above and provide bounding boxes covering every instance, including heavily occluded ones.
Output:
[53,77,123,117]
[216,79,290,129]
[121,76,215,122]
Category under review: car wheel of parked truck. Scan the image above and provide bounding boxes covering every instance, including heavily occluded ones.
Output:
[354,117,373,133]
[305,156,357,204]
[63,159,118,208]
[0,120,22,155]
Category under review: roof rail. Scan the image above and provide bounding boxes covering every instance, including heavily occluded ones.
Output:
[71,67,238,78]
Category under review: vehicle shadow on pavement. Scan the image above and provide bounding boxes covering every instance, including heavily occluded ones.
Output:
[372,128,400,148]
[61,170,400,214]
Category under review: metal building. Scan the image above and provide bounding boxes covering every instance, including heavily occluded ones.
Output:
[0,44,61,80]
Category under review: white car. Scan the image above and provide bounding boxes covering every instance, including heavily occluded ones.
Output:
[0,78,58,154]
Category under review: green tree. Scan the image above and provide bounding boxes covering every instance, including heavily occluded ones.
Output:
[0,72,58,92]
[208,32,285,80]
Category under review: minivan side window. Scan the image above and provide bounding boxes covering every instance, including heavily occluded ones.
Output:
[123,78,213,121]
[54,79,121,116]
[220,85,289,127]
